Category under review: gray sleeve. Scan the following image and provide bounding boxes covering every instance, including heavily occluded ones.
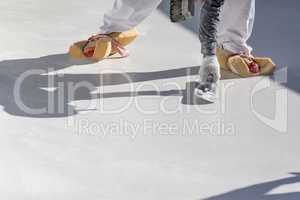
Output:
[199,0,225,56]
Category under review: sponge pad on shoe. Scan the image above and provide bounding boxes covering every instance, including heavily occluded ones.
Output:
[69,37,112,61]
[227,55,276,77]
[109,29,139,47]
[69,29,139,61]
[216,48,276,77]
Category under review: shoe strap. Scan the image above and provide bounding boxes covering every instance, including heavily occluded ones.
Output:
[229,53,259,67]
[111,39,129,58]
[83,33,129,58]
[227,53,261,75]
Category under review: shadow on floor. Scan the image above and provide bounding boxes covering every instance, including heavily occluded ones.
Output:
[0,54,238,118]
[2,1,299,118]
[158,0,300,94]
[203,173,300,200]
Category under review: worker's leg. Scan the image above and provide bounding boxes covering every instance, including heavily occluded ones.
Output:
[217,0,255,55]
[100,0,162,33]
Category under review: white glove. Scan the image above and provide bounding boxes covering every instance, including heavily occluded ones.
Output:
[194,55,221,102]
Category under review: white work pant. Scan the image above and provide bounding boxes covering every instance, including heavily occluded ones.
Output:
[100,0,255,54]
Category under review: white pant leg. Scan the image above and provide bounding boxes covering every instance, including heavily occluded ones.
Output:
[217,0,255,54]
[100,0,162,33]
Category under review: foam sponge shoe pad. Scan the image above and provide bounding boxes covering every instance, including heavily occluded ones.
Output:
[216,48,276,77]
[69,29,139,61]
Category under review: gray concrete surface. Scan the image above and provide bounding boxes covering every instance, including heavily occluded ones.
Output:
[0,0,300,199]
